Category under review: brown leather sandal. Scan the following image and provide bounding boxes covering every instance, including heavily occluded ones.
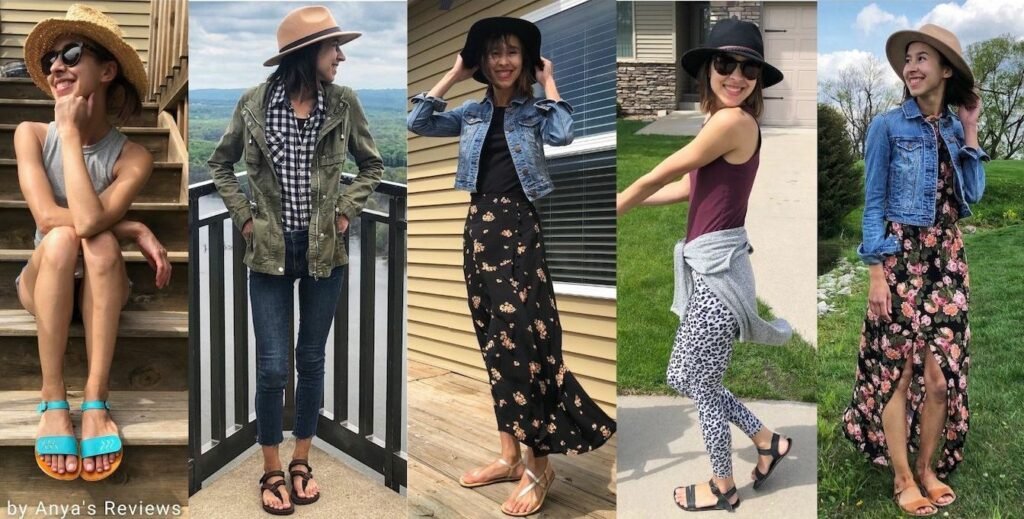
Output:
[923,480,956,507]
[289,459,320,505]
[894,485,937,517]
[259,470,294,516]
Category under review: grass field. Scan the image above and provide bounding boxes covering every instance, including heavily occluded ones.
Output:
[616,119,816,402]
[817,158,1024,517]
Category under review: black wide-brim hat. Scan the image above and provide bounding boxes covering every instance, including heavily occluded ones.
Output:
[680,18,784,88]
[459,17,542,85]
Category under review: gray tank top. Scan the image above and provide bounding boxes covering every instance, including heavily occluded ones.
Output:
[35,122,127,246]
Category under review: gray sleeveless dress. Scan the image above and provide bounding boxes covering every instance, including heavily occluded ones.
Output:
[15,122,126,287]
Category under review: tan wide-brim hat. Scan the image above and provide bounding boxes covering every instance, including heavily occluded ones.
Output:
[264,5,361,67]
[885,24,973,86]
[24,4,148,100]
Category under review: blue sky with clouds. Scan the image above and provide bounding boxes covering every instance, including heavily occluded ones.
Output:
[190,0,405,90]
[818,0,1024,84]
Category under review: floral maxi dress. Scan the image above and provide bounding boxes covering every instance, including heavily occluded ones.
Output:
[843,119,971,478]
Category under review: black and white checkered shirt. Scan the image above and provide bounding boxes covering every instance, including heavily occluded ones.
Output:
[265,80,326,230]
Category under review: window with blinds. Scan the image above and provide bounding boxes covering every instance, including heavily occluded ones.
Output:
[532,0,616,287]
[617,1,635,59]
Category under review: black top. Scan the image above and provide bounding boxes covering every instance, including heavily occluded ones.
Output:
[295,115,309,131]
[476,107,524,195]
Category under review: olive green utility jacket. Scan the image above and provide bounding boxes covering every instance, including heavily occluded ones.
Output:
[208,82,383,278]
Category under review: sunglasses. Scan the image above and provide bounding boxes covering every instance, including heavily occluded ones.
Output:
[41,42,104,76]
[712,55,762,81]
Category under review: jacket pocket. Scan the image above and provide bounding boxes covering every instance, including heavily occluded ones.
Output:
[889,137,922,211]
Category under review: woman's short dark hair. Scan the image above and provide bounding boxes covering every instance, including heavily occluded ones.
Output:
[83,38,141,125]
[266,41,328,98]
[902,45,980,111]
[481,33,535,98]
[697,57,765,119]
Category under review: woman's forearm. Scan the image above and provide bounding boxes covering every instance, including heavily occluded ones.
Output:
[427,71,461,100]
[61,134,107,235]
[639,175,691,206]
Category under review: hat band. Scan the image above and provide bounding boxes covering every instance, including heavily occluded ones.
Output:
[280,26,343,53]
[716,45,763,60]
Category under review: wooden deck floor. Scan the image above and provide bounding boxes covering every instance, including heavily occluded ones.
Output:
[408,361,616,518]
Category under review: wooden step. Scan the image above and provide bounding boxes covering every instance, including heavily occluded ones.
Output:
[0,249,190,312]
[0,99,159,126]
[0,125,171,161]
[0,391,187,511]
[0,201,188,251]
[0,159,184,203]
[0,390,187,446]
[0,309,186,337]
[0,77,49,100]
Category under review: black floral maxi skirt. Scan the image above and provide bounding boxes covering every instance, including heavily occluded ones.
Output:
[463,192,616,456]
[843,142,970,478]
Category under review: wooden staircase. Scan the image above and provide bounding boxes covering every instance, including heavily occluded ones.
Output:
[0,77,189,514]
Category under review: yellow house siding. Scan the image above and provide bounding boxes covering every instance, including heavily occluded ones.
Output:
[633,1,675,63]
[1,0,152,66]
[408,0,617,417]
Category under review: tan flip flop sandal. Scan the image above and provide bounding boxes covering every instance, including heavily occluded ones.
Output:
[500,466,555,517]
[459,458,523,488]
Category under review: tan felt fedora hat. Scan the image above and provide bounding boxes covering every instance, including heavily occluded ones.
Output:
[885,24,973,86]
[264,5,361,67]
[24,4,148,100]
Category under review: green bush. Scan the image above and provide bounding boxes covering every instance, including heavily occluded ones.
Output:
[818,103,862,239]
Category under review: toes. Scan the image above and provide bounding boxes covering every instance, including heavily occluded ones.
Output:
[83,457,94,472]
[57,455,66,474]
[66,455,77,472]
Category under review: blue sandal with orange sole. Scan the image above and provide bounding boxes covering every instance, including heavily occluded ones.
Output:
[79,400,123,482]
[35,400,81,480]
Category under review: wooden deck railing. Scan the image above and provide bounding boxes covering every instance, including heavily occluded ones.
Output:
[147,0,188,140]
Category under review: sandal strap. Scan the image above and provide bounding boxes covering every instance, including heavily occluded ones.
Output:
[757,433,782,456]
[685,485,696,509]
[81,400,111,411]
[259,470,286,486]
[288,459,313,474]
[37,400,70,413]
[709,480,738,511]
[260,479,286,492]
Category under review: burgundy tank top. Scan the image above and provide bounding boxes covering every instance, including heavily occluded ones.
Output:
[685,130,760,241]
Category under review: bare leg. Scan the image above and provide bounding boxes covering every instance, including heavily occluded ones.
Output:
[881,358,935,515]
[20,227,79,474]
[262,445,291,510]
[78,231,127,474]
[461,431,524,485]
[504,448,554,515]
[916,351,954,505]
[291,437,320,499]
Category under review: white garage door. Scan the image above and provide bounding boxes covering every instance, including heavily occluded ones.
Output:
[761,3,817,128]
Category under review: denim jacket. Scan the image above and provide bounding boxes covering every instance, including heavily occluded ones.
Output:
[858,99,989,264]
[406,91,574,200]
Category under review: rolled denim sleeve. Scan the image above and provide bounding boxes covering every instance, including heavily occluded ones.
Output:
[857,115,897,265]
[406,92,464,137]
[533,98,574,146]
[957,144,988,204]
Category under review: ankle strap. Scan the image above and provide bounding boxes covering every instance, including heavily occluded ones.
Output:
[81,400,111,411]
[37,400,70,413]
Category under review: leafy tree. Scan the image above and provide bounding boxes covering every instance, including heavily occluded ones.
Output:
[818,103,862,238]
[966,35,1024,160]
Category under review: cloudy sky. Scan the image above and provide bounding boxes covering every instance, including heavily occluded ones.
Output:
[190,1,406,90]
[818,0,1024,85]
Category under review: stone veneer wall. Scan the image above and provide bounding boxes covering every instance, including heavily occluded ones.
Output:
[616,62,677,120]
[709,2,762,26]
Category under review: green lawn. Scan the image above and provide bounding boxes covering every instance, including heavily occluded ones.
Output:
[817,225,1024,514]
[616,119,816,402]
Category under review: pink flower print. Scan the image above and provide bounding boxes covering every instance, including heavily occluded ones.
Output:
[924,234,938,247]
[901,301,916,318]
[924,301,938,314]
[881,379,892,393]
[911,277,924,289]
[943,275,953,286]
[942,304,959,317]
[908,262,925,276]
[946,261,959,273]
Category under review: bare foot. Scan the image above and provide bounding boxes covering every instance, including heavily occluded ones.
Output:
[674,479,739,509]
[262,473,292,511]
[37,407,77,475]
[502,460,553,515]
[80,407,120,474]
[461,457,523,486]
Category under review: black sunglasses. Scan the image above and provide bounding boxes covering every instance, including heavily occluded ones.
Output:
[41,42,104,75]
[712,54,762,81]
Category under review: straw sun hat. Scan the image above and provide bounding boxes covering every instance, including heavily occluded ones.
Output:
[885,24,974,86]
[24,4,148,100]
[264,6,361,67]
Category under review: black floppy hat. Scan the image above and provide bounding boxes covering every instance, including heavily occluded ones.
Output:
[680,18,784,88]
[459,17,542,85]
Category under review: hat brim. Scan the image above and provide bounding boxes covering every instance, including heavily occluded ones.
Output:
[885,30,974,86]
[263,31,361,67]
[680,47,784,88]
[25,18,148,100]
[460,17,542,85]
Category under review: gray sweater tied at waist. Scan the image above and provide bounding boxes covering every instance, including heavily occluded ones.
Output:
[672,227,792,345]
